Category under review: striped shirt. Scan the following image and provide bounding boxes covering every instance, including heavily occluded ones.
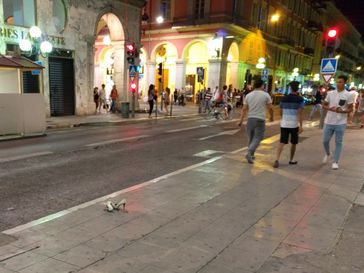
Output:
[280,94,304,128]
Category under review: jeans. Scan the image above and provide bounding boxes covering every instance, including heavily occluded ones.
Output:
[246,118,266,156]
[110,100,116,112]
[309,104,322,119]
[323,123,346,163]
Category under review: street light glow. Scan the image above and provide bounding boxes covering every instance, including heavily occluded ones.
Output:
[29,26,42,38]
[156,16,164,23]
[357,66,362,71]
[271,14,280,22]
[335,54,341,59]
[258,57,266,63]
[19,39,32,51]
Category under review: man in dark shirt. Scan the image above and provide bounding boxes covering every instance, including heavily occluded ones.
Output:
[309,86,323,120]
[273,81,304,168]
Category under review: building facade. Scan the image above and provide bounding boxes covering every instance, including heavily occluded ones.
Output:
[140,0,324,98]
[0,0,144,116]
[320,1,364,87]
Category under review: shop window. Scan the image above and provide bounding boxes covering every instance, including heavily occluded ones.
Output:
[53,0,67,33]
[3,0,36,27]
[160,0,172,20]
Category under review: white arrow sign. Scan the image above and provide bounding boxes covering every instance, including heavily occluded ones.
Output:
[199,129,240,141]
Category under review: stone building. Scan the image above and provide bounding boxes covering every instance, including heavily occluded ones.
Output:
[0,0,145,116]
[140,0,324,97]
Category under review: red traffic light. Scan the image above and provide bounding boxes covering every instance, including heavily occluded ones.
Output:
[327,29,337,38]
[126,44,135,51]
[130,82,137,92]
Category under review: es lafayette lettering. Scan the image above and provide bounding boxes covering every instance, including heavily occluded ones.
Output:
[0,26,65,46]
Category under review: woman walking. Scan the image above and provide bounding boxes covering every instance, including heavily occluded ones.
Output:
[109,85,118,113]
[148,84,156,118]
[93,87,99,113]
[164,88,171,116]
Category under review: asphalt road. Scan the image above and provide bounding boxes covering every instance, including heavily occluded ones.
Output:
[0,111,282,231]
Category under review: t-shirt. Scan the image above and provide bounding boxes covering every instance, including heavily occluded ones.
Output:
[280,94,304,128]
[324,90,354,125]
[244,90,272,120]
[349,90,359,104]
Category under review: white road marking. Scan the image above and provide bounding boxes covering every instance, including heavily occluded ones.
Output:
[0,151,54,163]
[85,135,151,147]
[166,125,208,133]
[199,129,240,141]
[2,132,283,235]
[194,150,225,158]
[3,155,223,235]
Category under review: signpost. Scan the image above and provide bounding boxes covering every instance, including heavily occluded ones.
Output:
[261,68,269,81]
[129,65,139,118]
[320,58,338,83]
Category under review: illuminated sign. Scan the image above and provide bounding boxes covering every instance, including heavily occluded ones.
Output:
[0,25,65,46]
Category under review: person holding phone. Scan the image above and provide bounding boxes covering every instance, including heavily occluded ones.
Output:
[322,75,354,170]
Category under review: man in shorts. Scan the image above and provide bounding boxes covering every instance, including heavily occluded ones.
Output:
[273,81,304,168]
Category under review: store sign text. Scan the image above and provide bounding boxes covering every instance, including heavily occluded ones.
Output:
[0,26,65,46]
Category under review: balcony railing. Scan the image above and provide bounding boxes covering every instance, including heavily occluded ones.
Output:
[279,36,295,47]
[304,47,315,56]
[307,21,323,32]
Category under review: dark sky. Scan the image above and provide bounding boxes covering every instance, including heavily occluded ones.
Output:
[335,0,364,37]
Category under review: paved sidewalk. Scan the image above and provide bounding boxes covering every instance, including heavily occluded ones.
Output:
[47,102,200,129]
[0,125,363,273]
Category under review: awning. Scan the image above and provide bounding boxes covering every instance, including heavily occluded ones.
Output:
[0,55,44,70]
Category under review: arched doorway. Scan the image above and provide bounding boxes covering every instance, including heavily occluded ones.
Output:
[183,41,209,102]
[226,42,239,89]
[151,42,178,95]
[94,13,125,110]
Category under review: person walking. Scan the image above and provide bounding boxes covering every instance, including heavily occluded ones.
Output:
[173,89,178,105]
[322,75,354,170]
[273,81,304,168]
[348,87,359,124]
[238,79,274,163]
[204,88,212,113]
[93,87,99,113]
[164,87,171,116]
[356,89,364,128]
[98,84,107,113]
[309,86,323,120]
[109,85,118,113]
[147,84,156,118]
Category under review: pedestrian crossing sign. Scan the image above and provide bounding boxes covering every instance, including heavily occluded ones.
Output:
[320,58,338,74]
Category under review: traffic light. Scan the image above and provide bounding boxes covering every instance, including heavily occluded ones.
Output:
[130,81,137,92]
[126,43,136,64]
[157,62,163,76]
[325,28,338,56]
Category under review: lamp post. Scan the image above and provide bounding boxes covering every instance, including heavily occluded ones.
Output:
[19,26,53,58]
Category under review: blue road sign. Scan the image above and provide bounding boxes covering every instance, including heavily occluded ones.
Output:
[262,68,269,81]
[32,61,43,75]
[129,65,139,75]
[320,58,338,74]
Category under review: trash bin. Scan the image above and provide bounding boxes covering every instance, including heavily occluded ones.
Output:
[121,102,130,118]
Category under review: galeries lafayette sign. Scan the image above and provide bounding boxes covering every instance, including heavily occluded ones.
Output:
[0,24,65,46]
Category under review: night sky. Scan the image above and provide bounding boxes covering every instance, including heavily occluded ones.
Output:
[335,0,364,38]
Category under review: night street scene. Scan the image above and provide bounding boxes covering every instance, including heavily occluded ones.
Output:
[1,0,364,272]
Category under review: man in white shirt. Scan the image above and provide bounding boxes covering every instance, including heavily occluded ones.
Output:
[322,75,354,170]
[238,79,274,163]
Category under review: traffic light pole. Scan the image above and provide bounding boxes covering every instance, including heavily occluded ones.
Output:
[160,62,164,111]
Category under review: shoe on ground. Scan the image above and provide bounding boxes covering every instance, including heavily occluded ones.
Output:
[332,162,339,170]
[251,155,256,160]
[273,160,279,168]
[323,154,330,164]
[245,154,254,164]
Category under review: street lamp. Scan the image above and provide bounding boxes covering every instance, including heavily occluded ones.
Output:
[356,66,362,71]
[256,57,266,69]
[156,16,164,24]
[19,26,53,57]
[271,14,280,23]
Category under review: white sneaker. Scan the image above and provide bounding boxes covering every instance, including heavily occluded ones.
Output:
[323,154,330,164]
[332,162,339,170]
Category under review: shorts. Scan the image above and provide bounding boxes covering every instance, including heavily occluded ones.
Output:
[280,127,299,144]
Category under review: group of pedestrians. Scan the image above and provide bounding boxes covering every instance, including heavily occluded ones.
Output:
[239,75,357,170]
[93,84,119,113]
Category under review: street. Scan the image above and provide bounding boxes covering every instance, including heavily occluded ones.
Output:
[0,111,281,232]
